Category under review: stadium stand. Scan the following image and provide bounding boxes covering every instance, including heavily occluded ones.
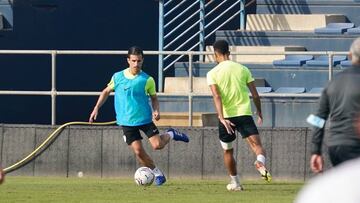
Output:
[346,27,360,34]
[205,45,305,64]
[170,0,360,127]
[273,55,314,67]
[246,14,346,31]
[308,87,324,94]
[275,87,306,94]
[305,55,347,67]
[256,87,273,93]
[340,60,352,68]
[314,23,355,34]
[164,77,210,94]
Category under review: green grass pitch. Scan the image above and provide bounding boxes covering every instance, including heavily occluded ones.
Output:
[0,177,304,203]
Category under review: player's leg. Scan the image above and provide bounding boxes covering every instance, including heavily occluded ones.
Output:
[141,122,189,151]
[139,123,174,185]
[132,140,166,186]
[246,134,271,182]
[0,168,5,185]
[123,125,165,185]
[122,125,155,168]
[237,115,271,182]
[219,120,243,191]
[125,128,166,185]
[130,140,155,168]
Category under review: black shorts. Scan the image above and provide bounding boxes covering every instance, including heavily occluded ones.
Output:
[121,122,159,145]
[328,145,360,166]
[218,115,259,143]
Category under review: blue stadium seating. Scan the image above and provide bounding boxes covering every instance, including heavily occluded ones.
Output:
[305,55,347,67]
[256,87,272,93]
[346,27,360,34]
[275,87,306,94]
[308,88,324,94]
[314,23,355,34]
[273,55,313,67]
[340,60,352,68]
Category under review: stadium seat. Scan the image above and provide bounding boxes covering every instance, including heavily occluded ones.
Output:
[340,60,352,68]
[275,87,306,94]
[308,88,324,94]
[256,87,272,93]
[273,55,313,67]
[314,23,354,34]
[346,27,360,35]
[305,55,347,67]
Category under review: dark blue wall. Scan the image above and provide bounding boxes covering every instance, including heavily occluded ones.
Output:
[0,0,159,124]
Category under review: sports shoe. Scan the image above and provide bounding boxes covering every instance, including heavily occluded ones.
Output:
[167,128,189,143]
[254,160,272,183]
[154,175,166,186]
[226,182,244,191]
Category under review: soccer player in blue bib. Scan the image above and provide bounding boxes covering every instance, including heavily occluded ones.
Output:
[89,46,189,186]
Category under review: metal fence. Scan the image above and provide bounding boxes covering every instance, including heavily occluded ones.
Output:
[0,50,349,125]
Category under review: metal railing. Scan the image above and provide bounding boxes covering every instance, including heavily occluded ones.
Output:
[158,0,246,91]
[0,50,349,126]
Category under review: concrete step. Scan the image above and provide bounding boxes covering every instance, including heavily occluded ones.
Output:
[154,112,217,127]
[215,30,359,51]
[256,0,360,26]
[246,14,345,31]
[205,45,305,63]
[164,77,211,94]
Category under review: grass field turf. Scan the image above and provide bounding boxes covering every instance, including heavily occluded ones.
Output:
[0,177,304,203]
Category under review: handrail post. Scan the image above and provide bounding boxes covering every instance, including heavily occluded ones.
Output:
[240,0,246,30]
[51,51,57,125]
[199,0,205,62]
[158,0,165,92]
[328,52,333,81]
[188,53,193,127]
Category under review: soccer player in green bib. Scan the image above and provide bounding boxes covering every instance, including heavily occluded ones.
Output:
[207,40,271,191]
[89,46,189,186]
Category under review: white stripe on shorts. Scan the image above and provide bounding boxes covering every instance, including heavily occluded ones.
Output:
[220,140,233,150]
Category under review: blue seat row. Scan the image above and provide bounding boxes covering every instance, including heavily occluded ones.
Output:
[273,55,349,67]
[256,87,323,94]
[314,23,360,35]
[314,23,355,34]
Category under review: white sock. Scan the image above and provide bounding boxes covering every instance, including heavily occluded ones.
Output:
[230,175,240,185]
[257,154,266,165]
[152,167,164,176]
[167,131,174,139]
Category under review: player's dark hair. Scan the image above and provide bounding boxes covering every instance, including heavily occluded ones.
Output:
[127,46,144,58]
[213,40,230,55]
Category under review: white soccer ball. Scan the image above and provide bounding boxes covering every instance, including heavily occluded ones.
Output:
[134,167,155,186]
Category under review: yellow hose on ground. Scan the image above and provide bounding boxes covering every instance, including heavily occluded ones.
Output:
[3,121,116,174]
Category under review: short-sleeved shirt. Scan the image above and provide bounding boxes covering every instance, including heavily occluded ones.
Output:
[108,68,156,126]
[206,60,254,118]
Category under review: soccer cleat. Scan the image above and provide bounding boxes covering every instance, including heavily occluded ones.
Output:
[255,161,272,183]
[154,175,166,186]
[226,182,244,191]
[167,128,189,143]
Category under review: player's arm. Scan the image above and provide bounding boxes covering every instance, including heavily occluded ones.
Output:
[150,94,160,121]
[247,81,262,125]
[146,77,160,121]
[89,85,113,122]
[209,84,234,134]
[310,88,330,173]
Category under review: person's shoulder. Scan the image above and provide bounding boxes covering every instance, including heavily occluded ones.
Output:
[207,64,219,76]
[113,70,124,78]
[140,71,152,79]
